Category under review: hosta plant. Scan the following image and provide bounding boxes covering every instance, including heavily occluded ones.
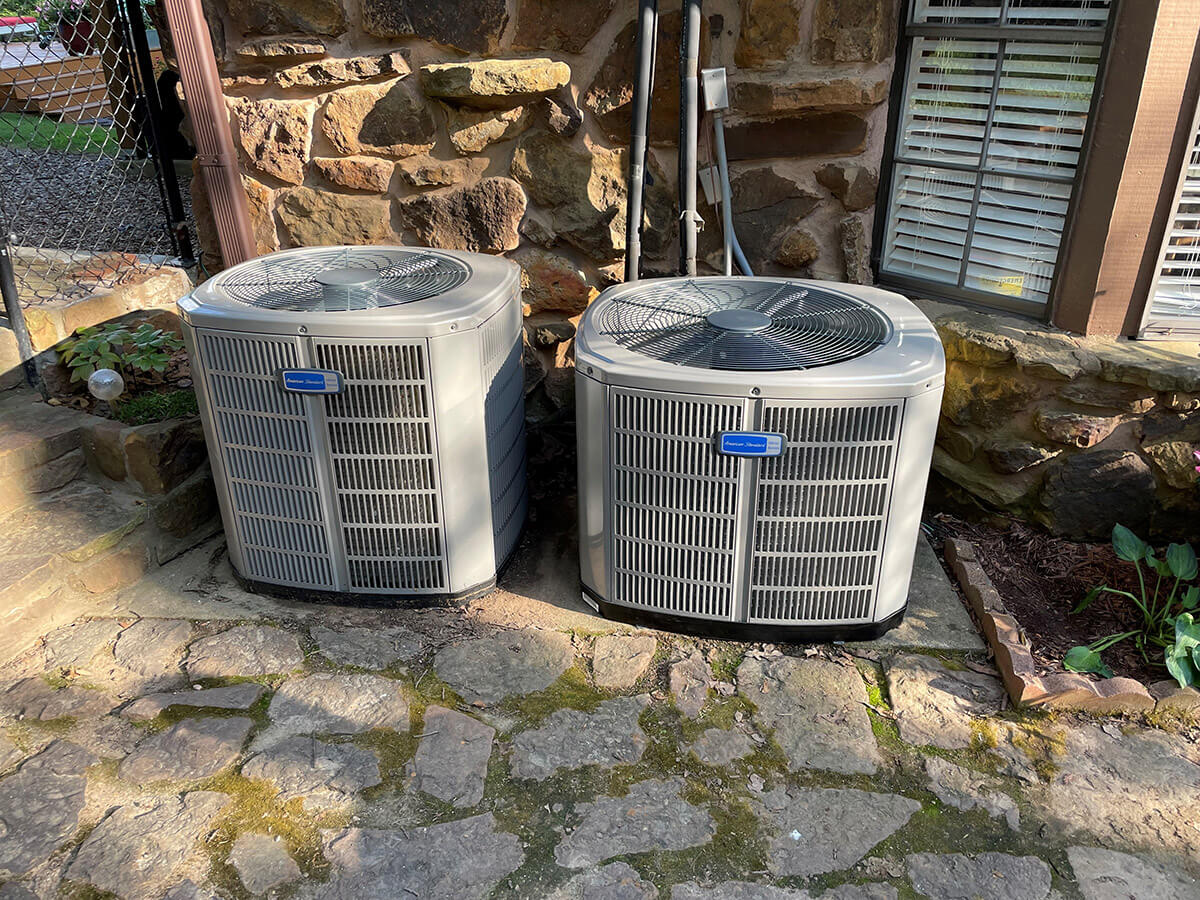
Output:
[1063,524,1200,687]
[58,323,182,389]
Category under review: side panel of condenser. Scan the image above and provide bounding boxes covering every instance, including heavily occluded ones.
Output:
[428,327,498,593]
[479,295,528,570]
[188,326,338,591]
[873,387,942,621]
[576,371,608,602]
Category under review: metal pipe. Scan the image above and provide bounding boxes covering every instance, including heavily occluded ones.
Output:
[678,0,702,276]
[162,0,255,268]
[711,110,753,276]
[0,240,39,391]
[624,0,659,283]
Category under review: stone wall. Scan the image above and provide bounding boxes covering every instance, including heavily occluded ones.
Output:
[922,299,1200,543]
[196,0,897,415]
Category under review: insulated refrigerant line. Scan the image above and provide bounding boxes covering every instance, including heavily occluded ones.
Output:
[678,0,703,277]
[623,0,659,283]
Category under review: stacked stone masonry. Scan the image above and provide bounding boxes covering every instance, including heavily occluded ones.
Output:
[920,299,1200,542]
[198,0,897,418]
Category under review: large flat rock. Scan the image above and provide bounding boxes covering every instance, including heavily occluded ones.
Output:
[242,735,381,812]
[906,853,1051,900]
[266,673,409,736]
[510,695,648,780]
[66,792,230,900]
[229,832,301,895]
[0,741,96,877]
[434,628,574,704]
[311,624,427,669]
[592,635,657,689]
[185,624,304,678]
[1035,725,1200,865]
[886,654,1005,749]
[409,706,494,807]
[122,683,266,722]
[1067,847,1199,899]
[554,778,715,869]
[737,656,879,775]
[321,814,524,898]
[0,678,118,720]
[758,786,921,878]
[548,862,658,899]
[924,756,1019,830]
[118,716,252,782]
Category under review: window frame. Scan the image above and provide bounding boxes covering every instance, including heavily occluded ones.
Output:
[872,0,1120,319]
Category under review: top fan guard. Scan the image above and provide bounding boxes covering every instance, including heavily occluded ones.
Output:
[594,278,891,371]
[214,246,471,312]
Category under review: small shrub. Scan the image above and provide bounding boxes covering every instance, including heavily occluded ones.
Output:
[114,389,198,425]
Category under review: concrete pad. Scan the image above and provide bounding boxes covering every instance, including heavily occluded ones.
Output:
[861,537,984,652]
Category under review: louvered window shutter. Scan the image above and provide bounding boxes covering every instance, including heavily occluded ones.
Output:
[880,1,1112,312]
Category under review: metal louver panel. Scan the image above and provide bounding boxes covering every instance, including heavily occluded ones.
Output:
[315,340,448,593]
[199,331,335,589]
[595,279,889,371]
[481,301,528,565]
[214,247,470,312]
[610,389,744,619]
[749,401,903,624]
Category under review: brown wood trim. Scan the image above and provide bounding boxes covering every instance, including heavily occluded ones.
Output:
[1052,0,1200,336]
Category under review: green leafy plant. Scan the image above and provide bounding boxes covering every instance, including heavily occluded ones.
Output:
[57,323,183,389]
[1064,524,1200,687]
[57,324,126,383]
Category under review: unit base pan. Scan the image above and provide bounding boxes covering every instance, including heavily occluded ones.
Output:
[235,574,498,607]
[583,588,906,642]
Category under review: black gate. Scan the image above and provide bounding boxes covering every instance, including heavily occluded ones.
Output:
[0,0,195,380]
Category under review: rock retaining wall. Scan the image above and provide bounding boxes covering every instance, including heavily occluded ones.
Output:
[922,300,1200,542]
[197,0,898,416]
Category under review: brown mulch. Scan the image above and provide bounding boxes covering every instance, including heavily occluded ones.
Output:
[929,513,1164,685]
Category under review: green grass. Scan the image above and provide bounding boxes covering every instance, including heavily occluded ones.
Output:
[114,388,198,425]
[0,112,122,155]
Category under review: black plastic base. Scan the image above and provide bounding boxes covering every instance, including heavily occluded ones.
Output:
[235,573,498,608]
[585,587,907,642]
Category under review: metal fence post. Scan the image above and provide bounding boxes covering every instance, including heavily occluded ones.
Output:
[0,236,41,392]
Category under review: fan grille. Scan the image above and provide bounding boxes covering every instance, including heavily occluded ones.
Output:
[594,279,890,371]
[214,247,471,312]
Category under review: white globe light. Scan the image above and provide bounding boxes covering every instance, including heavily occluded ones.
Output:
[87,368,125,402]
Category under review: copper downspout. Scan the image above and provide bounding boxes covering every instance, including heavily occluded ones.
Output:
[161,0,255,267]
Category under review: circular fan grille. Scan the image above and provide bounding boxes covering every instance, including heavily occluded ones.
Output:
[594,279,890,371]
[214,247,471,312]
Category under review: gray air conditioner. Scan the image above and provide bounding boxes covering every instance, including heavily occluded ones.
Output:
[178,245,527,600]
[575,276,945,640]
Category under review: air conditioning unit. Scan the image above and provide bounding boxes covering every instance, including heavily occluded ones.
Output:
[178,245,527,599]
[575,276,945,639]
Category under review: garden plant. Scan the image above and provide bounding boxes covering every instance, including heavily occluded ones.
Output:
[1064,524,1200,688]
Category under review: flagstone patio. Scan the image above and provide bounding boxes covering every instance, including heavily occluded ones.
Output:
[0,533,1197,900]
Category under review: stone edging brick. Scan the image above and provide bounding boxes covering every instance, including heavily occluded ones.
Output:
[943,537,1200,716]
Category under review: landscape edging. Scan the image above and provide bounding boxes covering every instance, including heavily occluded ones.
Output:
[942,537,1199,715]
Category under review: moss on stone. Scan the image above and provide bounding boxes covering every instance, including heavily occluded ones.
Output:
[500,665,607,726]
[199,772,342,895]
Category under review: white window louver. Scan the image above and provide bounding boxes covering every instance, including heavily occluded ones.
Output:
[882,0,1112,311]
[1140,96,1200,339]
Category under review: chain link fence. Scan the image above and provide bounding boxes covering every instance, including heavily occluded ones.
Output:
[0,0,194,311]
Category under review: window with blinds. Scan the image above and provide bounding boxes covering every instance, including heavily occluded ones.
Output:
[1140,98,1200,340]
[880,0,1113,313]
